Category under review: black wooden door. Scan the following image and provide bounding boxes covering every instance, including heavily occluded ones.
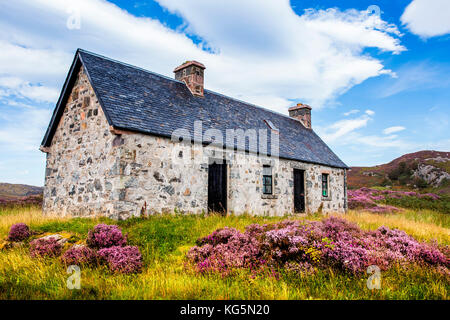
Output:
[293,169,305,213]
[208,162,227,214]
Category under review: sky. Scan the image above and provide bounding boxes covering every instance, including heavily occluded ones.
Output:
[0,0,449,186]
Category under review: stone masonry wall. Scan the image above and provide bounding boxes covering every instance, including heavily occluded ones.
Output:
[114,132,347,218]
[43,67,120,217]
[43,67,346,219]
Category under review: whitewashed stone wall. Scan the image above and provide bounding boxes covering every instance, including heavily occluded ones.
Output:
[43,67,347,219]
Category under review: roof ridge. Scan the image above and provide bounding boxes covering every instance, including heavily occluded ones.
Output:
[77,48,185,84]
[203,88,304,124]
[76,48,304,126]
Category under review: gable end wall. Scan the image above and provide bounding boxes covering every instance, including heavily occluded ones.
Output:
[43,67,123,217]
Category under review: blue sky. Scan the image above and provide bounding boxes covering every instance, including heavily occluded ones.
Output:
[0,0,449,186]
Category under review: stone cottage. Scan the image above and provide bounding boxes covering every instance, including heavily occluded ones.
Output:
[40,49,348,219]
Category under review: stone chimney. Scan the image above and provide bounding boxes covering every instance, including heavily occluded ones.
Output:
[174,60,205,97]
[288,103,312,129]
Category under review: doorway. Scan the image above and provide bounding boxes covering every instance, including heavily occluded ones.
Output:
[293,169,305,213]
[208,160,227,215]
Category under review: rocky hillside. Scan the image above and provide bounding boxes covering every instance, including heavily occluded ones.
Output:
[0,183,43,199]
[348,151,450,194]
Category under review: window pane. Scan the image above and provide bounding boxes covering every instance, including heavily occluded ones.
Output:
[263,175,272,194]
[263,165,271,175]
[322,174,328,197]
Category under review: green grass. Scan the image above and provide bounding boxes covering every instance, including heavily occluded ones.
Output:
[0,206,448,300]
[381,194,450,213]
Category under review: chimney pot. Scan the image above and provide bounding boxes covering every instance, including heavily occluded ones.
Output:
[174,60,205,97]
[288,103,312,128]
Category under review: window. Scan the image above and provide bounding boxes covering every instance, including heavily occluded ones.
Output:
[322,174,329,197]
[262,165,273,194]
[263,119,279,132]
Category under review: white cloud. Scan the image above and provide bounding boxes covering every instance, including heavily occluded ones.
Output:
[156,0,404,108]
[383,126,405,135]
[343,109,359,116]
[317,113,412,150]
[319,114,372,142]
[0,77,59,102]
[0,107,52,152]
[401,0,450,38]
[0,0,405,111]
[0,41,71,83]
[355,134,408,148]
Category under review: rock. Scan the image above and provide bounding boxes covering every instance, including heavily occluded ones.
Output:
[153,171,164,182]
[412,164,450,187]
[94,179,103,191]
[38,234,69,245]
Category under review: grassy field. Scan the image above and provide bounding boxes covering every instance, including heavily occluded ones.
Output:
[0,206,448,300]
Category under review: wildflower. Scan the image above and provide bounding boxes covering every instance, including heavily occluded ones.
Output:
[86,224,127,249]
[29,238,62,258]
[98,245,143,274]
[8,223,31,242]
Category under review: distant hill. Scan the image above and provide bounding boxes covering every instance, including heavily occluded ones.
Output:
[0,183,43,199]
[348,150,450,194]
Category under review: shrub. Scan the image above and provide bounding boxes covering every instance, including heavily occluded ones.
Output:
[187,217,449,276]
[189,227,262,274]
[98,246,143,274]
[87,224,127,249]
[29,238,62,258]
[347,187,449,212]
[61,245,98,265]
[380,177,392,187]
[413,177,428,189]
[347,188,399,213]
[7,223,31,242]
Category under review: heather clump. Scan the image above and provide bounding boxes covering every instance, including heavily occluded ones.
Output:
[98,245,143,274]
[24,223,144,274]
[187,217,449,276]
[347,188,401,213]
[365,226,449,268]
[29,238,62,258]
[196,227,241,246]
[7,223,31,242]
[61,245,98,265]
[188,229,262,274]
[347,187,445,213]
[87,224,127,249]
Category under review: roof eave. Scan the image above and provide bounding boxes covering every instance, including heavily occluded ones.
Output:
[110,125,348,169]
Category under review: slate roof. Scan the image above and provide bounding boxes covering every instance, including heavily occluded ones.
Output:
[41,49,348,169]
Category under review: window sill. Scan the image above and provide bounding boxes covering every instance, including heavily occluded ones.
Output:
[262,194,278,199]
[322,196,332,201]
